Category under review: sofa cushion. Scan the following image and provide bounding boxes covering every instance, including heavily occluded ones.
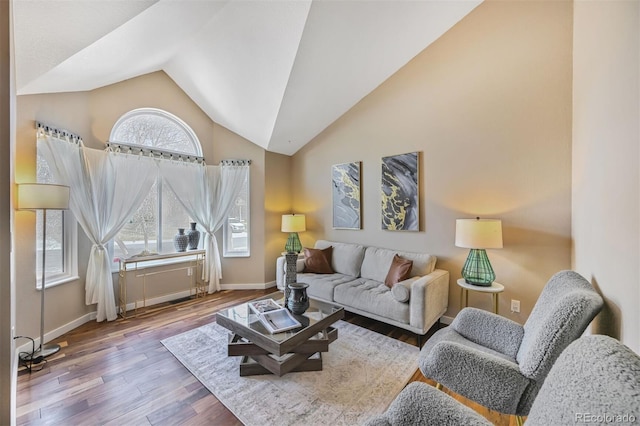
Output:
[303,247,334,274]
[296,273,361,302]
[361,246,437,283]
[334,279,410,324]
[314,240,366,277]
[385,254,413,287]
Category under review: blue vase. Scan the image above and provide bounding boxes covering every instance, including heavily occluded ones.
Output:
[173,228,188,252]
[187,222,200,250]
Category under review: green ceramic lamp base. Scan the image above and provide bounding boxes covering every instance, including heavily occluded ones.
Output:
[285,232,302,254]
[461,248,496,287]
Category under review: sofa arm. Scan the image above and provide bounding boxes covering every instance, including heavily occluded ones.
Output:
[276,256,286,290]
[363,382,492,426]
[409,269,449,333]
[452,307,524,359]
[420,341,530,415]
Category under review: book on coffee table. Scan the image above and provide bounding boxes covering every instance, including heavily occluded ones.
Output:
[248,299,302,334]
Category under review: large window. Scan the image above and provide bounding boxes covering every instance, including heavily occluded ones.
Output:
[110,108,202,265]
[223,169,250,257]
[36,150,78,288]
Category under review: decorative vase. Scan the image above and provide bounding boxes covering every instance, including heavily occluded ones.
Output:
[173,228,188,252]
[187,222,200,250]
[286,282,309,315]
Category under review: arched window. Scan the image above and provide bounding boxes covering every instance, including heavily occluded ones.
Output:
[110,108,203,262]
[110,108,202,156]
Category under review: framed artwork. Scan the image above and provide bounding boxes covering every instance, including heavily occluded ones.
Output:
[332,161,362,229]
[381,152,419,231]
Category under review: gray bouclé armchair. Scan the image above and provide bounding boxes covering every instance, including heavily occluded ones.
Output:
[418,270,603,417]
[365,335,640,425]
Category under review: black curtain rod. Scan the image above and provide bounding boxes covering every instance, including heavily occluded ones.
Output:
[221,159,252,166]
[36,121,83,144]
[106,141,205,164]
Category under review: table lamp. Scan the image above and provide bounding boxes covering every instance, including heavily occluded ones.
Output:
[455,217,503,286]
[18,183,70,359]
[281,214,305,253]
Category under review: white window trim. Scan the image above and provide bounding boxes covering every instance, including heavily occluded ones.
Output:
[109,107,202,156]
[36,210,79,289]
[223,169,250,258]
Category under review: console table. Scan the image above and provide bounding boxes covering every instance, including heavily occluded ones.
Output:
[118,250,206,318]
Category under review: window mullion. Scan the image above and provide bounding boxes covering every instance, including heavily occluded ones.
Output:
[157,179,163,253]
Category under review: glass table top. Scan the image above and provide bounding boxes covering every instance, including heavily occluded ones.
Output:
[217,292,343,343]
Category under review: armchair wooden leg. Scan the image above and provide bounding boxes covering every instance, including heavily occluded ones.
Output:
[515,415,525,426]
[435,382,443,390]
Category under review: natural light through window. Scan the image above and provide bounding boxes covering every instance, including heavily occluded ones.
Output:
[223,169,250,257]
[36,150,78,288]
[109,108,202,266]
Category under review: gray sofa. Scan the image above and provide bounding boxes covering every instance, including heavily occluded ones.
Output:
[276,240,449,340]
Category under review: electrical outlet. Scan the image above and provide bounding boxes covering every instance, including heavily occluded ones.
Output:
[187,267,193,276]
[511,299,521,313]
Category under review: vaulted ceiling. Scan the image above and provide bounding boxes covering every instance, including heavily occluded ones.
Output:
[13,0,482,156]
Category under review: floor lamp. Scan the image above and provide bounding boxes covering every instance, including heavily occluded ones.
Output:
[18,183,70,359]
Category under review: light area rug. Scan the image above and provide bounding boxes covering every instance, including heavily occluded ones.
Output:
[161,320,419,426]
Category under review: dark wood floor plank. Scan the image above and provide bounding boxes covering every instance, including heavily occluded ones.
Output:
[17,289,518,425]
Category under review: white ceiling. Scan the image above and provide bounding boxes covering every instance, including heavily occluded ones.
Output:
[13,0,482,156]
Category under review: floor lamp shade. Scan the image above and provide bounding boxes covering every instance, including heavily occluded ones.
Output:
[281,214,306,253]
[455,218,503,286]
[18,183,70,210]
[17,183,70,361]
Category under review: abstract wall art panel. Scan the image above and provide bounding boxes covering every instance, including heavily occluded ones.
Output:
[332,161,361,229]
[381,152,419,231]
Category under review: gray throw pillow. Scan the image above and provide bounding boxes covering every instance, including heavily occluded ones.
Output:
[391,283,410,303]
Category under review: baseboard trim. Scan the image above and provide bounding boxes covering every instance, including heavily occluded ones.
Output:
[440,315,454,325]
[220,281,277,291]
[15,311,97,356]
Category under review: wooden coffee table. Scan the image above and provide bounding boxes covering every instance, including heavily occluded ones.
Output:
[216,292,344,376]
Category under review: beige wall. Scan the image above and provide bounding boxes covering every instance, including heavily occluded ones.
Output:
[265,151,293,280]
[16,92,95,340]
[1,0,15,421]
[572,0,640,353]
[14,71,271,340]
[212,123,268,285]
[292,0,574,322]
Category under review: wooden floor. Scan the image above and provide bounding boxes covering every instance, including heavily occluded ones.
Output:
[16,290,519,425]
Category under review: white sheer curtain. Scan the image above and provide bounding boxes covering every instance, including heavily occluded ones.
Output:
[159,160,248,293]
[38,134,157,321]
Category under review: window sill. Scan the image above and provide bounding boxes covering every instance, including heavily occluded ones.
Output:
[223,252,250,258]
[38,275,80,290]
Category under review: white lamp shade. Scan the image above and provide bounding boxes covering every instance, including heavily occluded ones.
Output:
[18,183,70,210]
[281,214,306,233]
[455,218,503,249]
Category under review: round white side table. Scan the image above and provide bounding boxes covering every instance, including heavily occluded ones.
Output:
[457,278,505,314]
